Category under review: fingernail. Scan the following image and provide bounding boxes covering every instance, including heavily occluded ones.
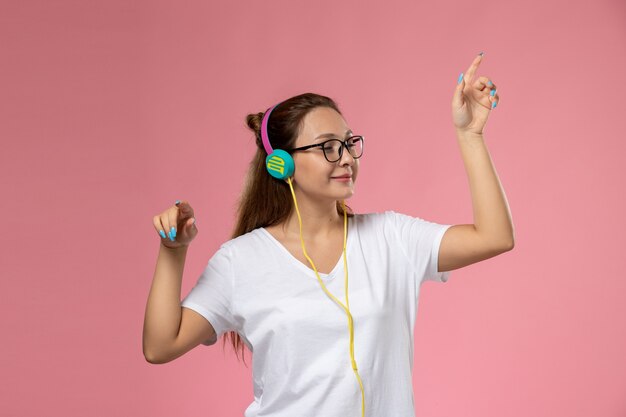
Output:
[159,230,166,239]
[487,80,493,87]
[192,218,196,225]
[490,89,496,96]
[478,51,484,57]
[457,72,464,84]
[492,101,497,109]
[171,226,177,239]
[175,200,181,206]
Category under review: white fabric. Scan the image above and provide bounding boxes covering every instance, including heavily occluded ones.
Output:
[181,210,452,417]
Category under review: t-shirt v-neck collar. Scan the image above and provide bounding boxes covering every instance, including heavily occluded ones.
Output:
[258,217,354,280]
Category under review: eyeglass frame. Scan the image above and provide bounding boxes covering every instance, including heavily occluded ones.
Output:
[286,135,365,163]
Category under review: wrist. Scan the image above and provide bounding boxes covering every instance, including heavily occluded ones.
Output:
[160,242,189,252]
[455,128,484,140]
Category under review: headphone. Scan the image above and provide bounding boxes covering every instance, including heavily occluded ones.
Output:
[260,102,366,417]
[261,103,294,180]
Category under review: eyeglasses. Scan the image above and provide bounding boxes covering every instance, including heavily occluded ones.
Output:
[287,135,364,163]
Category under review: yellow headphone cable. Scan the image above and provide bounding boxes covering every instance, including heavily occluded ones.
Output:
[286,177,365,417]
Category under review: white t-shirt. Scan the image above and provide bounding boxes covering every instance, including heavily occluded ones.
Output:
[181,210,452,417]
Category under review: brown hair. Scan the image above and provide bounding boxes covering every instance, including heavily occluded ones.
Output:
[222,92,355,365]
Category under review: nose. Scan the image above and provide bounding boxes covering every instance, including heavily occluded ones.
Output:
[338,142,356,167]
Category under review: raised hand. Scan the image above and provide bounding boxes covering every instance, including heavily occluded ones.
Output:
[152,200,198,249]
[452,52,500,136]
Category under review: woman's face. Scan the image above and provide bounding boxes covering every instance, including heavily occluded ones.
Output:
[290,106,360,203]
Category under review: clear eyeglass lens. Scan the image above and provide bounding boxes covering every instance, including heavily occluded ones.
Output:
[323,137,363,162]
[322,141,341,161]
[347,137,363,157]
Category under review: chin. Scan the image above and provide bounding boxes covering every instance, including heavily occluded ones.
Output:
[338,189,356,199]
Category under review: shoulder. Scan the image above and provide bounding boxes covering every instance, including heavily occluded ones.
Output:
[350,211,401,239]
[353,210,392,221]
[220,228,266,252]
[367,210,439,226]
[355,210,447,238]
[353,210,401,228]
[201,229,268,272]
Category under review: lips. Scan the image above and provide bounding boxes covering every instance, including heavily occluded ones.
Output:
[331,174,352,179]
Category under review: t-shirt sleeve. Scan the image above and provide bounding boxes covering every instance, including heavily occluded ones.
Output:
[384,210,453,285]
[181,244,237,345]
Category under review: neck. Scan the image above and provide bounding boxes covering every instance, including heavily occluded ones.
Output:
[282,193,346,241]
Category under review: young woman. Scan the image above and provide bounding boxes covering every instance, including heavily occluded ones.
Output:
[143,53,514,417]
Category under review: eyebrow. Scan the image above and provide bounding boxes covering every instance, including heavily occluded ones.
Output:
[314,130,353,141]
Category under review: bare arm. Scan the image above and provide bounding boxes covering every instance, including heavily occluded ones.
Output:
[142,243,215,363]
[443,53,514,268]
[437,132,515,273]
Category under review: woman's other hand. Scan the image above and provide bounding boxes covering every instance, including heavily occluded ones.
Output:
[452,52,500,136]
[152,200,198,249]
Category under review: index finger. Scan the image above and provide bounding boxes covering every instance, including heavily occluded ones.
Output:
[464,52,484,84]
[179,200,194,216]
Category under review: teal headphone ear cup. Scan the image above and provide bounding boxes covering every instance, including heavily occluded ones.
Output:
[265,149,295,180]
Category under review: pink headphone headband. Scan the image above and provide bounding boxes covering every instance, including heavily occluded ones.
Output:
[261,103,280,155]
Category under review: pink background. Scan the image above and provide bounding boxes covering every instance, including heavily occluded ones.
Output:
[2,0,625,416]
